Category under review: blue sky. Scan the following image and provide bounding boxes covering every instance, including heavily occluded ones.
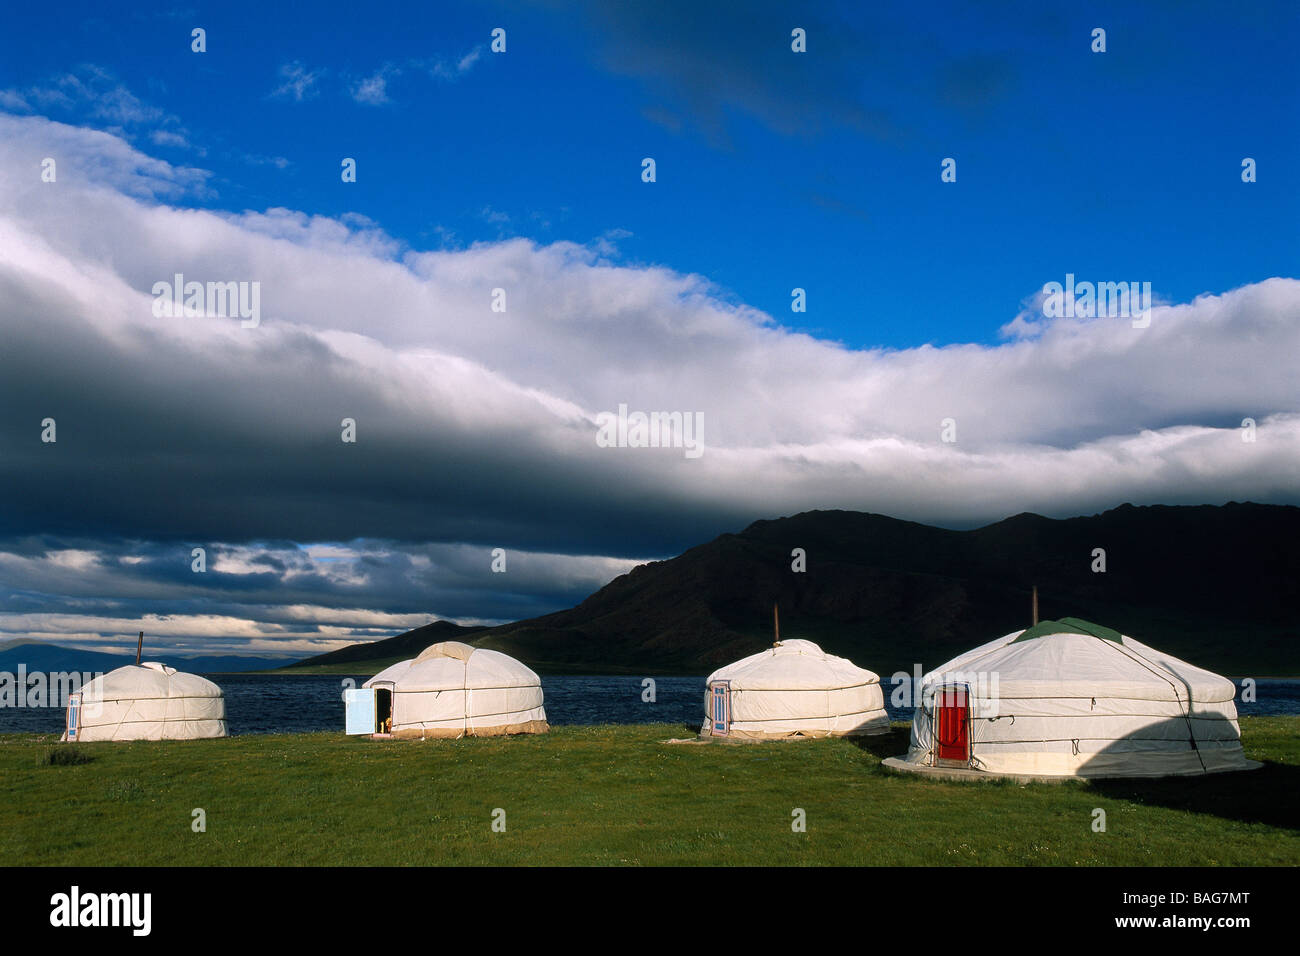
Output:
[4,0,1294,350]
[1,1,1298,658]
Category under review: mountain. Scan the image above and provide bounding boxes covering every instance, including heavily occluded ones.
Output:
[0,642,292,674]
[463,502,1300,676]
[278,620,488,672]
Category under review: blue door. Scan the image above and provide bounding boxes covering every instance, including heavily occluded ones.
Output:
[709,681,730,736]
[66,693,81,740]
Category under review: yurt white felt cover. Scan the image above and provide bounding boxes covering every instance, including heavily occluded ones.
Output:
[901,618,1249,777]
[701,639,890,739]
[64,662,227,742]
[364,641,547,738]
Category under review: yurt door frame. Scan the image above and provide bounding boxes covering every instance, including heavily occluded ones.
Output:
[934,682,971,765]
[372,682,394,736]
[708,680,731,736]
[65,693,82,741]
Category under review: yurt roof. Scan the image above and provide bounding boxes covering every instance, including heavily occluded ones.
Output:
[1010,617,1122,643]
[923,625,1235,703]
[81,662,224,701]
[365,643,540,691]
[414,641,476,663]
[708,639,880,690]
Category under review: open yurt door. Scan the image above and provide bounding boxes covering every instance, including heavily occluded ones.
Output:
[934,683,970,764]
[373,683,393,735]
[344,686,376,735]
[345,683,394,735]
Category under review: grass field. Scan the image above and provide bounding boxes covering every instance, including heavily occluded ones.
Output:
[3,717,1297,866]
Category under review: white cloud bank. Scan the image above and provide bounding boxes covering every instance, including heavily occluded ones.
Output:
[0,110,1297,550]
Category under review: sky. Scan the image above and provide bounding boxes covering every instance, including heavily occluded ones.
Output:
[0,1,1297,659]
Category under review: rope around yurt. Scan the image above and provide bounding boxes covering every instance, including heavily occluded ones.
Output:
[1098,638,1208,773]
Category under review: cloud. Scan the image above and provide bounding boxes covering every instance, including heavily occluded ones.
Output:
[0,90,30,111]
[556,0,901,146]
[44,65,166,125]
[457,48,482,73]
[0,536,644,654]
[334,48,481,106]
[271,61,325,102]
[551,0,1060,148]
[149,128,195,151]
[0,113,210,200]
[1,65,197,152]
[350,65,397,105]
[0,114,1297,655]
[273,47,480,109]
[423,46,482,81]
[240,153,291,170]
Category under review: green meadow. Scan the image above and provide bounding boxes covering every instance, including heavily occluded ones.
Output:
[3,717,1297,866]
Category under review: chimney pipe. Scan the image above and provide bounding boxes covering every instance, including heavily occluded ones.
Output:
[135,630,144,665]
[1031,587,1039,626]
[773,603,780,646]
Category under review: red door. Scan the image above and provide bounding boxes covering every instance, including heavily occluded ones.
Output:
[935,685,969,762]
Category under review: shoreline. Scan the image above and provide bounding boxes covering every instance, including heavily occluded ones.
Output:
[2,712,1293,741]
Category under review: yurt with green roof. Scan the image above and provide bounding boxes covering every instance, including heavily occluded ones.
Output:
[888,618,1254,779]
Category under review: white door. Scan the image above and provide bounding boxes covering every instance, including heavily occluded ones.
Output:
[344,688,376,735]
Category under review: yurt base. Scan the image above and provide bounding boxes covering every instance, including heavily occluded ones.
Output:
[668,730,890,745]
[881,755,1263,784]
[365,720,549,740]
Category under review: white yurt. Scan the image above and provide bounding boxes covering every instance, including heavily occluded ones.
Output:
[63,662,227,742]
[892,618,1252,778]
[701,639,890,739]
[350,641,547,739]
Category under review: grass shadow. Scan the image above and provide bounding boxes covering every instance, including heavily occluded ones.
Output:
[1088,760,1300,830]
[39,746,95,767]
[844,726,911,759]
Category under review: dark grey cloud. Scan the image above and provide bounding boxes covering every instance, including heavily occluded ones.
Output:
[1,113,1298,661]
[0,534,644,653]
[547,0,901,147]
[533,0,1062,150]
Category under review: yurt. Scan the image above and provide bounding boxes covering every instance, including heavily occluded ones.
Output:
[889,618,1254,779]
[701,639,890,739]
[63,662,227,742]
[345,641,547,739]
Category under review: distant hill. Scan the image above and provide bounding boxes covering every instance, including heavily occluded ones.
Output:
[0,641,291,675]
[463,502,1300,676]
[273,503,1300,677]
[279,620,488,673]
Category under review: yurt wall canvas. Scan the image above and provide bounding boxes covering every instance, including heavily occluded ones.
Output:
[348,641,547,739]
[899,619,1251,778]
[702,639,890,740]
[64,662,227,742]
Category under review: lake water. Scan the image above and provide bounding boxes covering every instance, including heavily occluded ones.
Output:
[2,674,1298,736]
